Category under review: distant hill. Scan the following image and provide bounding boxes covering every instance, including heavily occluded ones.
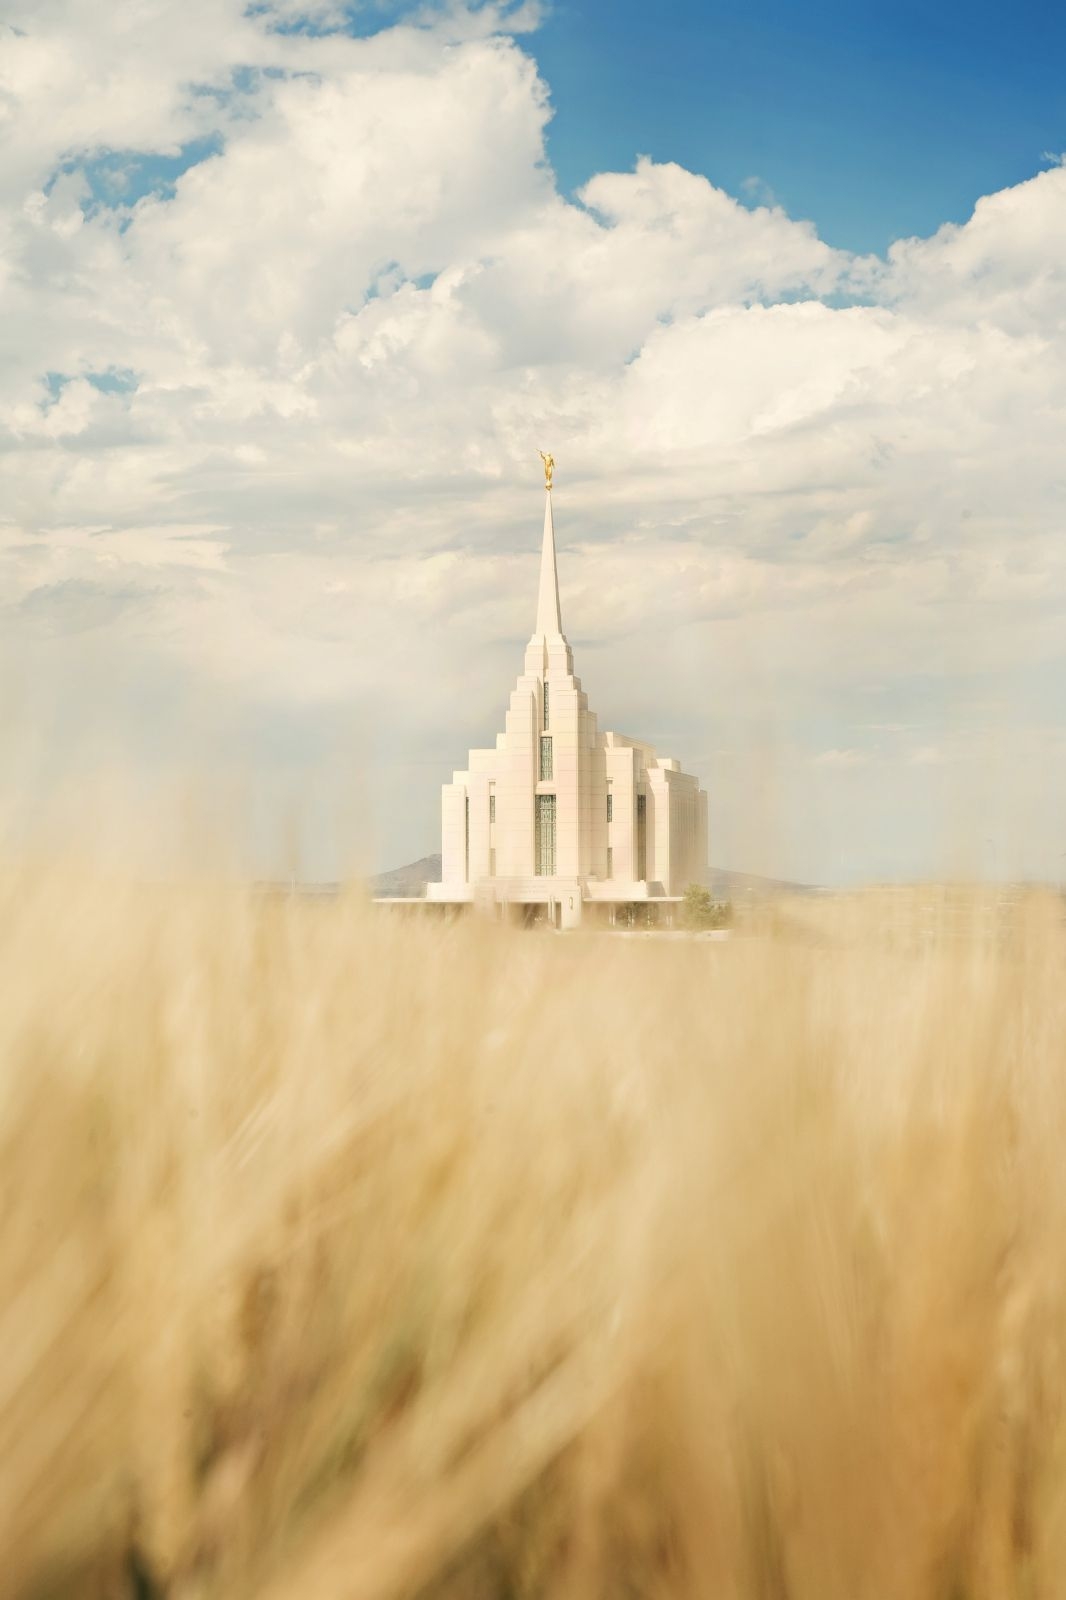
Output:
[706,868,815,900]
[371,854,443,898]
[370,855,812,900]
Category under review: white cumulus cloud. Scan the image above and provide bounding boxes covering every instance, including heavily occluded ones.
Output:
[1,0,1064,884]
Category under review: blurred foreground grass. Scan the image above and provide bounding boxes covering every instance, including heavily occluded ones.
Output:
[3,867,1066,1600]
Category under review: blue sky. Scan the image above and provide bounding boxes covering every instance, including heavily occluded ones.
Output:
[83,0,1066,257]
[536,0,1065,253]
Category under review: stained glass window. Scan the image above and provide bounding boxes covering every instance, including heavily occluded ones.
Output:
[535,794,556,876]
[636,792,647,881]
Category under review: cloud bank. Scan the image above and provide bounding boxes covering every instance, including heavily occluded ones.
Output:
[2,0,1064,882]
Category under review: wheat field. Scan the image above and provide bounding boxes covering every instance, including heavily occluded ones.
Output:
[3,865,1066,1600]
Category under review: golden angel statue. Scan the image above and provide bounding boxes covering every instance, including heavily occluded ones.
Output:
[539,450,555,491]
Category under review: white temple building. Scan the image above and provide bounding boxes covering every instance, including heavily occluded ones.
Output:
[426,463,708,929]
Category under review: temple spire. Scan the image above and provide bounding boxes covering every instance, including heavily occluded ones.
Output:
[535,480,562,636]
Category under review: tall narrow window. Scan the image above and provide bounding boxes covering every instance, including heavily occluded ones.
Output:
[606,791,613,823]
[535,794,556,876]
[539,735,553,781]
[636,792,647,882]
[606,846,613,878]
[489,792,496,823]
[542,681,550,730]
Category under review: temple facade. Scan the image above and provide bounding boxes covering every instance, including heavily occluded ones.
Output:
[426,470,707,928]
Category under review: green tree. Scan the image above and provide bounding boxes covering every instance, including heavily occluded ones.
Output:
[681,884,733,930]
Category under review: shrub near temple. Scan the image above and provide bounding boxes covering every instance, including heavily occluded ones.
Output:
[681,882,733,930]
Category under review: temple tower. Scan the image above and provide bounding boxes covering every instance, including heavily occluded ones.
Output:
[427,459,708,927]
